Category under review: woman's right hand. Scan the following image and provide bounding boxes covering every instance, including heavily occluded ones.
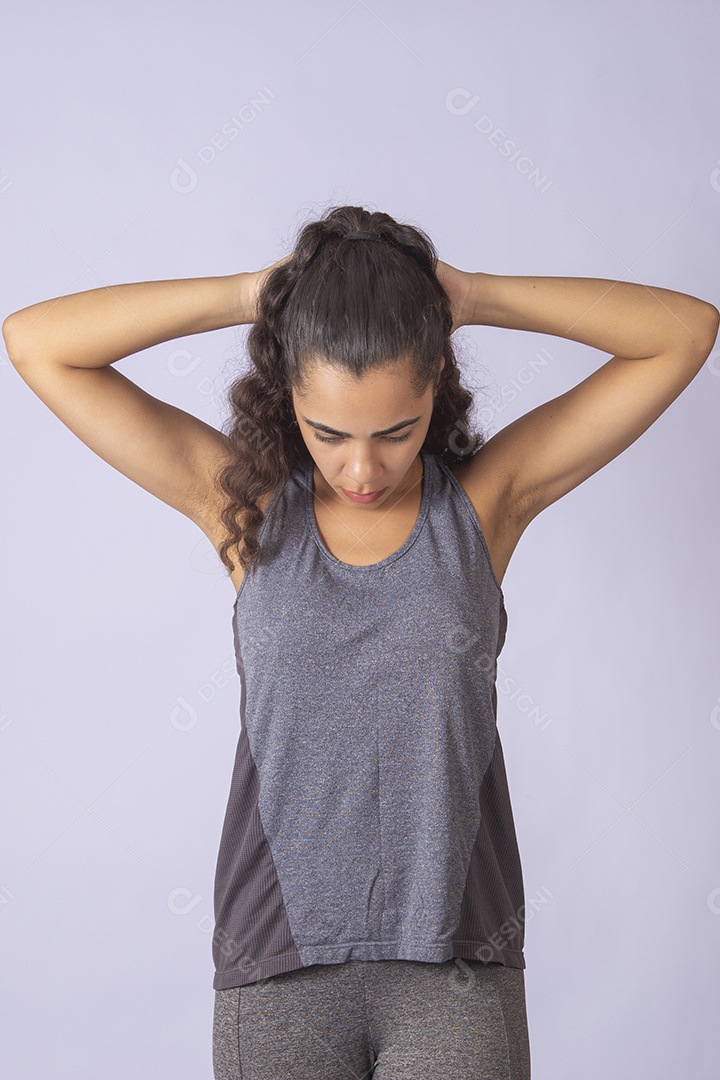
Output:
[435,259,478,334]
[240,254,293,322]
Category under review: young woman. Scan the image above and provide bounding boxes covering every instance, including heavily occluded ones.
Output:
[4,205,717,1080]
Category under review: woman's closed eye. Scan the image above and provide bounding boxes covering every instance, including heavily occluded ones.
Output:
[314,432,413,445]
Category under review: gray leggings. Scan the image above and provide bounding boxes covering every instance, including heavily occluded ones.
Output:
[213,958,531,1079]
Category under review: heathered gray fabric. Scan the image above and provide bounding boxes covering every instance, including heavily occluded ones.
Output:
[212,958,531,1079]
[212,448,526,991]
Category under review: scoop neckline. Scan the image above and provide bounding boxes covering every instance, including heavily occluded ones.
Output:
[305,450,433,571]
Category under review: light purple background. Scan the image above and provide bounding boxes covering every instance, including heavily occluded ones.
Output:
[2,2,719,1077]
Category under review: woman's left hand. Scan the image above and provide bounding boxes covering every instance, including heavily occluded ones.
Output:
[435,260,476,333]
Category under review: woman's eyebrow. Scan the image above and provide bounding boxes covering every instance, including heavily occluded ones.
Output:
[301,416,422,437]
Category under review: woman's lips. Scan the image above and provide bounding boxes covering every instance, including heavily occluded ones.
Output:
[340,487,387,503]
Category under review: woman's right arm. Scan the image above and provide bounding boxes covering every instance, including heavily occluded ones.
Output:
[2,270,266,531]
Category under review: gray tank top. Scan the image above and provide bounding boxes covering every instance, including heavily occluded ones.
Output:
[212,448,526,989]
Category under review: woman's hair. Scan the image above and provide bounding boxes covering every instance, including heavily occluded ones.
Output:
[215,204,487,575]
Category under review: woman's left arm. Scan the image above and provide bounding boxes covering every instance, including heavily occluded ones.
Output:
[438,264,719,525]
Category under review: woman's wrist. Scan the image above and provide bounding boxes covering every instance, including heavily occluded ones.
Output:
[236,255,292,325]
[233,271,261,325]
[463,272,501,327]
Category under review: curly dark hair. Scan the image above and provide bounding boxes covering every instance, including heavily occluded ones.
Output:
[214,204,487,576]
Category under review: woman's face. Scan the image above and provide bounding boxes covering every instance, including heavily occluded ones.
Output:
[292,355,444,507]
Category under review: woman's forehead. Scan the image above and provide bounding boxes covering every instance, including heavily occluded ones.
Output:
[293,356,424,399]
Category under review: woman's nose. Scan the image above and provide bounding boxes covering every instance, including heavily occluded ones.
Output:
[343,449,383,484]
